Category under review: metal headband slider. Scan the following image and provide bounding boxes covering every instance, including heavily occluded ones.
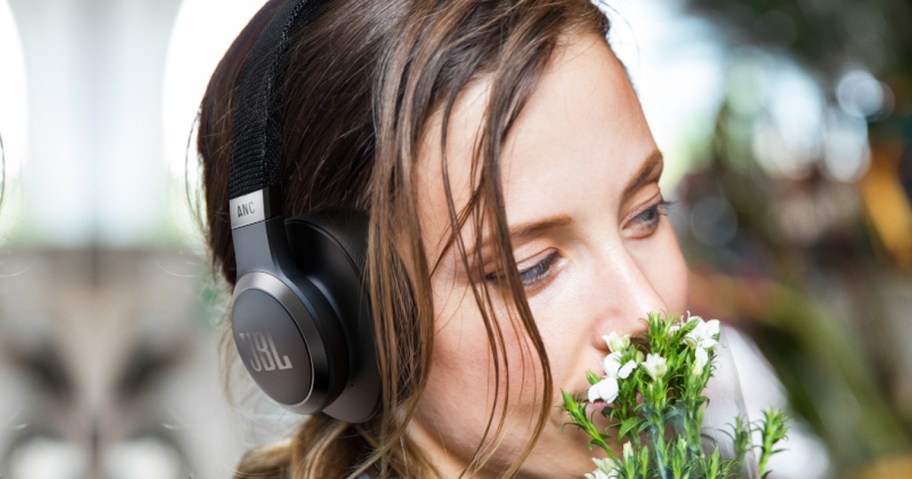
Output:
[229,188,278,229]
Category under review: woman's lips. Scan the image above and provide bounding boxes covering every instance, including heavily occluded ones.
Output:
[586,399,609,415]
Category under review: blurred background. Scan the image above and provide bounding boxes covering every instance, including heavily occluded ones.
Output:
[0,0,909,477]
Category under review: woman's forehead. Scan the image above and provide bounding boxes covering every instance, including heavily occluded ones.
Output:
[416,32,658,263]
[415,79,490,258]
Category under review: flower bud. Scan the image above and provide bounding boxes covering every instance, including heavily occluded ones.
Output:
[602,332,630,353]
[642,353,668,380]
[623,441,634,460]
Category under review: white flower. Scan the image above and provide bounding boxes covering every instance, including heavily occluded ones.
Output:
[618,360,636,379]
[588,353,637,403]
[584,469,615,479]
[684,318,720,351]
[641,353,668,380]
[588,376,619,403]
[584,457,618,479]
[602,331,630,353]
[603,352,637,380]
[692,346,709,376]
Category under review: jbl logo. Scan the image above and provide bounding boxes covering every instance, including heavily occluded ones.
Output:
[237,202,256,217]
[238,331,293,372]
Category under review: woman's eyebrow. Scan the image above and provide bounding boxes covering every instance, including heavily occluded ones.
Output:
[463,152,662,261]
[506,215,573,242]
[499,152,662,248]
[622,150,664,201]
[467,215,572,260]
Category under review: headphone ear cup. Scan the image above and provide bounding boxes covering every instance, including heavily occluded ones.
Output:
[288,209,368,276]
[285,210,380,422]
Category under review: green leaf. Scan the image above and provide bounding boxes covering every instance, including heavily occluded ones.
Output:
[618,417,641,439]
[587,370,601,385]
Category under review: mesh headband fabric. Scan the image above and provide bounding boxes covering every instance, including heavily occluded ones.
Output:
[228,0,327,200]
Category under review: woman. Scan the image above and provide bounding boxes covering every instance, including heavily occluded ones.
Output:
[198,0,688,477]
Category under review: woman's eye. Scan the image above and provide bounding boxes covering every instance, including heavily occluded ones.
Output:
[517,251,559,287]
[630,200,673,234]
[485,250,559,289]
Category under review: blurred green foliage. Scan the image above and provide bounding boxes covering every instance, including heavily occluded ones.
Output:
[676,0,912,476]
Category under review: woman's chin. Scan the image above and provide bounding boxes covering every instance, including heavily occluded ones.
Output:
[542,404,638,473]
[531,412,616,476]
[586,399,609,415]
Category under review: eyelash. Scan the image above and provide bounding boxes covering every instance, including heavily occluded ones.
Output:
[517,250,560,287]
[485,251,559,289]
[632,199,673,229]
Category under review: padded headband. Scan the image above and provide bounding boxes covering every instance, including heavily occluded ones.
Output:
[229,0,328,200]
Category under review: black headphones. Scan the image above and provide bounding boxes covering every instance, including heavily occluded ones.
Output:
[226,0,380,423]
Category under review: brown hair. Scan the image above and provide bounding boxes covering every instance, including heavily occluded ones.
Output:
[198,0,609,477]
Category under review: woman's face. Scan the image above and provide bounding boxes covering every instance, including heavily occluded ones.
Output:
[411,33,688,477]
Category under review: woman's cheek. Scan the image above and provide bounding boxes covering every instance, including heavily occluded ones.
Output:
[651,228,689,313]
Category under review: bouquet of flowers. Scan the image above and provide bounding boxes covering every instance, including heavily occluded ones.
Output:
[561,313,788,479]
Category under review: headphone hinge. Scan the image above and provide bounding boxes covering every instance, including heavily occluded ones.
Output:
[229,187,282,229]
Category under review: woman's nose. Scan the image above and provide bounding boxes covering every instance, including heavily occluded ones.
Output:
[588,248,667,350]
